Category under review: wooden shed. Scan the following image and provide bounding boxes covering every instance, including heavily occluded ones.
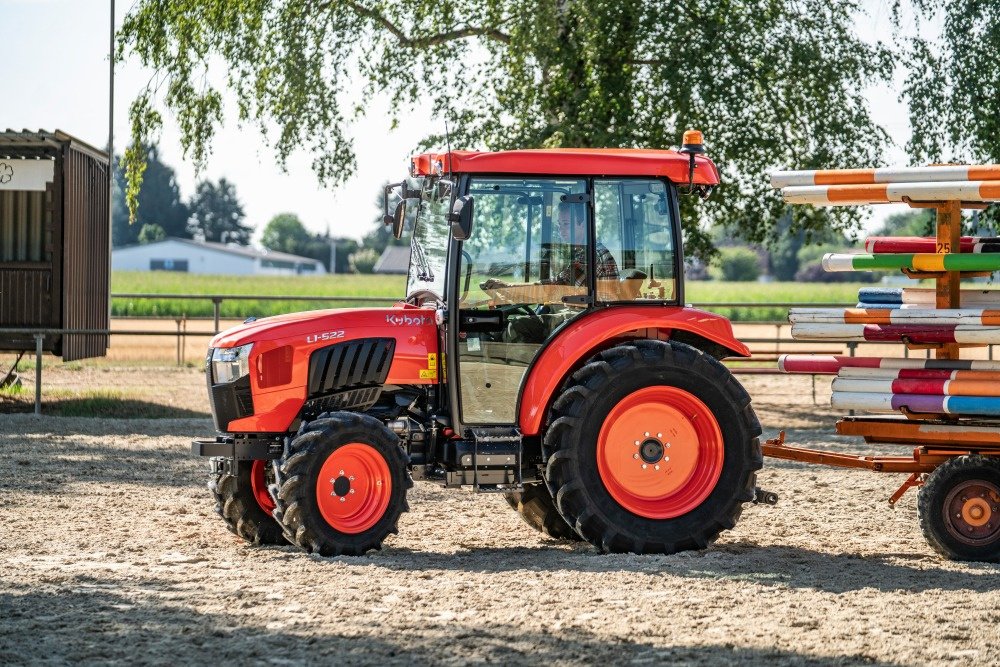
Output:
[0,130,109,361]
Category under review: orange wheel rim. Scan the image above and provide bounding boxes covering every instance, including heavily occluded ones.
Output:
[597,386,724,519]
[316,444,392,534]
[250,459,276,515]
[944,480,1000,545]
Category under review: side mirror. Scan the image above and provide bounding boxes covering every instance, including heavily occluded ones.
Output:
[392,200,407,239]
[450,195,474,241]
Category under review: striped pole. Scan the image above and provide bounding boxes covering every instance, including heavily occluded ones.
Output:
[822,252,1000,273]
[857,287,1000,307]
[771,165,1000,188]
[777,354,1000,374]
[790,322,1000,344]
[839,366,1000,382]
[788,308,1000,326]
[865,236,1000,254]
[831,392,1000,417]
[781,181,1000,206]
[832,377,1000,397]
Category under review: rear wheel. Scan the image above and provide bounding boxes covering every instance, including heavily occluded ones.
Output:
[503,483,582,541]
[918,455,1000,562]
[544,340,762,554]
[272,412,411,556]
[209,458,286,545]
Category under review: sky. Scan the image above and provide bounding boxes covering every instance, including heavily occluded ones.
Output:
[0,0,934,245]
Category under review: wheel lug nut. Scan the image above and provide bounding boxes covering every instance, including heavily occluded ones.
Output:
[644,432,650,437]
[657,433,662,438]
[633,453,639,460]
[340,497,346,503]
[654,465,660,471]
[663,456,670,462]
[634,440,640,446]
[349,475,355,481]
[340,470,345,476]
[350,489,355,494]
[641,464,647,470]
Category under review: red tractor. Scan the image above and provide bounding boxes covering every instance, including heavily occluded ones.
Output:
[193,134,767,556]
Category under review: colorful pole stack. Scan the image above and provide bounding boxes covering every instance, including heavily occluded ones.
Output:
[771,163,1000,421]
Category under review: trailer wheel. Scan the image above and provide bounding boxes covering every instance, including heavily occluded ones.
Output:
[272,412,411,557]
[918,455,1000,562]
[209,458,287,545]
[504,483,582,541]
[544,340,762,554]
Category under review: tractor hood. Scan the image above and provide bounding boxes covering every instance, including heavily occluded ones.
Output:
[210,303,437,348]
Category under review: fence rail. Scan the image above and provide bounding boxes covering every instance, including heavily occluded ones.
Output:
[107,291,858,331]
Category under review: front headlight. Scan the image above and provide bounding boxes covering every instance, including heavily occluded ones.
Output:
[211,343,253,383]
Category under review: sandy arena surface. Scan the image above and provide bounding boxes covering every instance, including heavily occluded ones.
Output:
[1,368,999,665]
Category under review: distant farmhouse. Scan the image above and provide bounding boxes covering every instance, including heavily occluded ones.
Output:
[112,238,327,275]
[373,245,411,274]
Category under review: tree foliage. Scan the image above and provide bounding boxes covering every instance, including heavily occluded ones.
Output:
[903,0,999,230]
[112,144,190,247]
[119,0,894,260]
[188,177,252,244]
[261,213,358,272]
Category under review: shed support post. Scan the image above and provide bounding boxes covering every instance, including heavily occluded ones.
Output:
[176,318,182,366]
[34,334,43,415]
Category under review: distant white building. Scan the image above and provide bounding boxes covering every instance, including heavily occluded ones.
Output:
[112,238,327,275]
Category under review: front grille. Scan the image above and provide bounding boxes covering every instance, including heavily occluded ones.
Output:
[308,338,395,399]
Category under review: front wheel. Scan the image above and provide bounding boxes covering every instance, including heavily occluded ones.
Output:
[503,483,582,541]
[272,412,411,556]
[209,458,286,545]
[918,455,1000,562]
[544,340,762,554]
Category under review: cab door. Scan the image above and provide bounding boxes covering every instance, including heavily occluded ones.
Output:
[451,177,592,426]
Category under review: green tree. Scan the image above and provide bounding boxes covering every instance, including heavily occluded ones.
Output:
[712,247,761,282]
[261,213,312,255]
[137,223,166,244]
[118,0,893,261]
[904,1,999,231]
[872,210,935,239]
[188,177,252,244]
[112,144,190,247]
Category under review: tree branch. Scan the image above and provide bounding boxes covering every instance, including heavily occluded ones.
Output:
[342,1,510,47]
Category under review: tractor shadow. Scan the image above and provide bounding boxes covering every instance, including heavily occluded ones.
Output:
[0,573,896,666]
[369,541,1000,596]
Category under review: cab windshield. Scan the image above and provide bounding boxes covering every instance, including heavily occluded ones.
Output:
[405,177,452,299]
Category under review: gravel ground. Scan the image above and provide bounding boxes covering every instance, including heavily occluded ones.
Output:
[1,370,999,665]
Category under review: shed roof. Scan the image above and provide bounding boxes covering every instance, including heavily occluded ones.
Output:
[0,129,108,163]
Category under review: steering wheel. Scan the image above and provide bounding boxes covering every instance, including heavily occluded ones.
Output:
[503,303,544,324]
[404,289,445,307]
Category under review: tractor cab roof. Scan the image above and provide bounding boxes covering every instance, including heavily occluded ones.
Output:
[410,148,721,186]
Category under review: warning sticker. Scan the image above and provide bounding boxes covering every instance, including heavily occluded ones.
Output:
[419,369,437,380]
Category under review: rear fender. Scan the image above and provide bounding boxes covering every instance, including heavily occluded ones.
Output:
[517,306,747,436]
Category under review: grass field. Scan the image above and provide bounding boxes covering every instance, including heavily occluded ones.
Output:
[111,271,866,321]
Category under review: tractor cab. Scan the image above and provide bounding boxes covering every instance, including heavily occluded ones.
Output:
[385,146,722,432]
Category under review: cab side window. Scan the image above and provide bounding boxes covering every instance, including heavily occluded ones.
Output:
[593,179,677,303]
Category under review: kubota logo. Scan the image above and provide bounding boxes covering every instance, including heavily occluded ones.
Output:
[386,314,434,326]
